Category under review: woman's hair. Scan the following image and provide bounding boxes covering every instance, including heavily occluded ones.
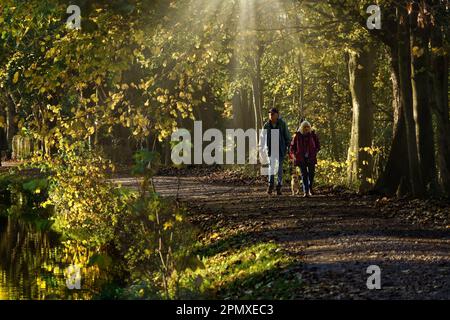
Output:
[299,120,312,134]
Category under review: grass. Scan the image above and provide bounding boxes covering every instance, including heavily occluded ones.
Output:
[179,239,303,300]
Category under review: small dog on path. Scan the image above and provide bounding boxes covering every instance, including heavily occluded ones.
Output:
[291,167,301,196]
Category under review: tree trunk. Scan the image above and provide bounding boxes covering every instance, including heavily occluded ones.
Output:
[326,82,340,160]
[410,4,437,191]
[347,45,376,193]
[374,43,410,195]
[243,89,254,130]
[5,92,18,152]
[397,7,425,197]
[298,54,305,123]
[430,22,450,196]
[251,45,264,131]
[232,90,244,129]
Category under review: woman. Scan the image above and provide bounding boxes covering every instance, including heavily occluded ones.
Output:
[289,121,320,197]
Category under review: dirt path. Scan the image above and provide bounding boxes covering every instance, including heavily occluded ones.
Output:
[116,175,450,299]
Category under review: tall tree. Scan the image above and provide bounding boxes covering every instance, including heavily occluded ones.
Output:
[410,1,437,191]
[347,45,376,192]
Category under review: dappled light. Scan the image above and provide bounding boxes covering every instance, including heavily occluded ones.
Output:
[0,0,449,305]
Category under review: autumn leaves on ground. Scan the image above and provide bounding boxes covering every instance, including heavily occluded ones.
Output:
[131,170,449,300]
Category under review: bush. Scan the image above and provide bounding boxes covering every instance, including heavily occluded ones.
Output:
[116,150,203,299]
[5,144,204,299]
[39,142,129,245]
[315,159,348,187]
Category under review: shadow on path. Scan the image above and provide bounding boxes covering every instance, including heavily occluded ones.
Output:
[119,175,450,299]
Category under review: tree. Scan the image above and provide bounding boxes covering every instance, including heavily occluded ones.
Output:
[347,44,376,192]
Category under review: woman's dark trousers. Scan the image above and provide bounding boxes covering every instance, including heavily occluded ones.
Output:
[299,162,316,193]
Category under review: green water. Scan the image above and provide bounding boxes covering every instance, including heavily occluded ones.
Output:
[0,214,110,300]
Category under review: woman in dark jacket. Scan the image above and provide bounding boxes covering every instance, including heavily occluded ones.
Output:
[290,121,320,197]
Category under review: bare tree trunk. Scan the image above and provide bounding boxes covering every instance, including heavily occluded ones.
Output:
[410,3,437,191]
[430,21,450,196]
[5,92,18,151]
[326,82,339,160]
[347,45,376,193]
[297,54,305,123]
[398,7,425,197]
[251,44,264,131]
[232,90,243,129]
[374,43,410,195]
[243,89,254,130]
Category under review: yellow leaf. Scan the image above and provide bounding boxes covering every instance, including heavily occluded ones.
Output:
[412,46,424,58]
[163,221,173,230]
[211,232,220,239]
[41,200,52,208]
[13,71,19,84]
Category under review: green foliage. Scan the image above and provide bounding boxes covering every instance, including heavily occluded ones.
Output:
[1,145,204,298]
[131,150,161,177]
[3,0,446,300]
[0,172,50,212]
[87,253,113,270]
[316,159,349,187]
[116,148,203,299]
[40,142,128,245]
[116,192,201,299]
[178,242,302,299]
[22,178,48,195]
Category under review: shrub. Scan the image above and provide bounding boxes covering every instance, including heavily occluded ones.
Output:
[12,144,203,299]
[41,142,129,245]
[315,159,348,187]
[116,150,203,299]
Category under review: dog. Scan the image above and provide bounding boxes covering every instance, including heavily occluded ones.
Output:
[291,168,301,196]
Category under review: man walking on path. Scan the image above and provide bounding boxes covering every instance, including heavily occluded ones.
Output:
[261,108,291,195]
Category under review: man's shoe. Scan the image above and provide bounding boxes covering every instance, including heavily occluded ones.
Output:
[276,186,282,195]
[267,185,274,195]
[308,191,313,197]
[303,192,309,198]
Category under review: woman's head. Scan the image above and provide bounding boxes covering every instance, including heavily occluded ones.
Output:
[299,121,312,134]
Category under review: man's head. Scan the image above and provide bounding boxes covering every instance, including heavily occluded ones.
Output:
[269,108,279,123]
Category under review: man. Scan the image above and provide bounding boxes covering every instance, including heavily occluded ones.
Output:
[261,108,291,195]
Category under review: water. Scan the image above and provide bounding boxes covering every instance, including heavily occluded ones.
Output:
[0,214,109,300]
